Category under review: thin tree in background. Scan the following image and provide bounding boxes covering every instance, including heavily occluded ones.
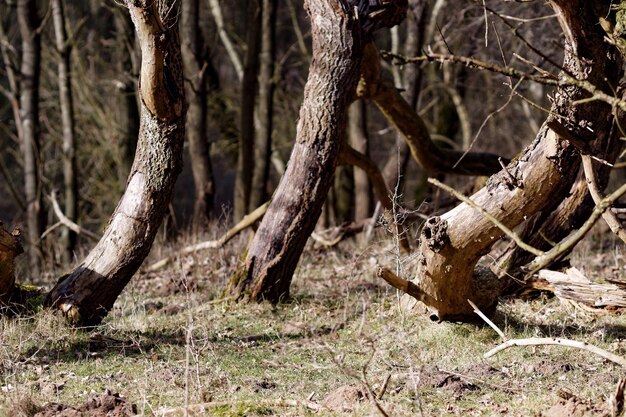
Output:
[348,100,371,221]
[17,0,44,276]
[51,0,78,264]
[182,0,215,227]
[250,0,277,210]
[234,0,261,221]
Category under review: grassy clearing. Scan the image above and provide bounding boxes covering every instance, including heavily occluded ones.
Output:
[1,230,625,416]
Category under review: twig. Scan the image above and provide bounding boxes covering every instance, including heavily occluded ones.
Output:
[146,202,269,272]
[376,267,438,306]
[428,178,544,256]
[484,337,626,368]
[467,299,507,341]
[48,191,100,241]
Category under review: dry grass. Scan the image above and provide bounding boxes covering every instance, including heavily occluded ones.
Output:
[0,224,625,416]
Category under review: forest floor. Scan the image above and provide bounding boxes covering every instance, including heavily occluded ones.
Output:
[1,224,625,416]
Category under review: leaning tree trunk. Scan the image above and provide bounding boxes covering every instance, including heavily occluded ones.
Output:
[182,0,215,228]
[231,0,408,302]
[405,0,623,321]
[17,0,43,277]
[47,0,186,326]
[52,0,78,264]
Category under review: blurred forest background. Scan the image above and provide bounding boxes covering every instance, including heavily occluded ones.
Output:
[0,0,582,281]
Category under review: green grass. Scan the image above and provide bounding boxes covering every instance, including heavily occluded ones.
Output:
[1,233,625,416]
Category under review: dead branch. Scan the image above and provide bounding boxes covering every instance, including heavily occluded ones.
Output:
[48,191,100,241]
[538,268,626,308]
[383,50,626,112]
[484,337,626,368]
[376,267,437,306]
[582,155,626,244]
[359,43,505,176]
[528,181,626,274]
[146,202,269,272]
[467,299,506,341]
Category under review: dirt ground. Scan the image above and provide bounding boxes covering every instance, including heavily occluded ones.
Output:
[1,227,625,416]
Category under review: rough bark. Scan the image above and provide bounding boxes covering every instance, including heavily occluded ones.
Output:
[231,0,410,302]
[405,0,623,320]
[17,0,43,277]
[52,0,78,264]
[250,0,278,210]
[234,0,261,221]
[47,0,186,326]
[182,0,215,228]
[348,100,372,220]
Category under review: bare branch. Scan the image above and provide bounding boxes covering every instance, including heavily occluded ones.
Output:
[484,337,626,368]
[48,191,100,241]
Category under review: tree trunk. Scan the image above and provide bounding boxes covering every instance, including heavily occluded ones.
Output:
[250,0,278,210]
[233,0,261,221]
[17,0,43,277]
[348,100,372,221]
[52,0,78,265]
[47,0,186,326]
[405,0,623,320]
[182,0,215,228]
[231,0,408,302]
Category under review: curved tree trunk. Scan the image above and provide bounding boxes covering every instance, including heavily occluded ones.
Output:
[230,0,408,302]
[17,0,43,277]
[182,0,215,228]
[404,0,623,320]
[47,0,186,326]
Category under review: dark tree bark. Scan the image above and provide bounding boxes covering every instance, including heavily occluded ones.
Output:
[348,100,372,221]
[52,0,78,264]
[231,0,408,302]
[17,0,44,277]
[250,0,278,210]
[400,0,624,320]
[181,0,215,228]
[234,0,261,221]
[47,0,186,326]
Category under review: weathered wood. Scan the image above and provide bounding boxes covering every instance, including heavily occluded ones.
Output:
[539,268,626,308]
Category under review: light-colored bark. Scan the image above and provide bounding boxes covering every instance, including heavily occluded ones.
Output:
[47,0,186,326]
